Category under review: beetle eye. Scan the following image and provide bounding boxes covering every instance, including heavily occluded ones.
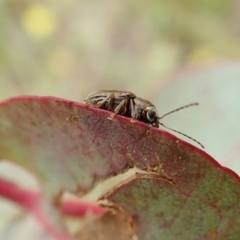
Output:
[146,107,156,122]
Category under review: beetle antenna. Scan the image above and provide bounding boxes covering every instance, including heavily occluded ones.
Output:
[159,122,204,149]
[159,103,199,119]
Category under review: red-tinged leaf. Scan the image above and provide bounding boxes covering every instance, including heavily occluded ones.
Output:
[0,96,135,196]
[0,95,240,239]
[106,172,240,240]
[0,95,205,197]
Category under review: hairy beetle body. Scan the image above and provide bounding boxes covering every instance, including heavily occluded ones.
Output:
[85,90,136,119]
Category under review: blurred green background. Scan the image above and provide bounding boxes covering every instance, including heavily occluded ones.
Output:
[1,0,240,172]
[1,0,240,100]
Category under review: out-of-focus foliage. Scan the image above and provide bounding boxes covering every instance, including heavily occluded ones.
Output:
[1,0,240,179]
[0,0,240,101]
[21,4,56,39]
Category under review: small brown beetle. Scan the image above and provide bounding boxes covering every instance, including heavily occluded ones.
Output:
[85,90,137,120]
[85,90,204,148]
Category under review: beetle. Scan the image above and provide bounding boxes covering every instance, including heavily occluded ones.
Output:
[84,90,204,148]
[133,97,204,148]
[85,90,137,120]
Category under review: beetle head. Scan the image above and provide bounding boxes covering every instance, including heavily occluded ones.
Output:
[145,106,159,127]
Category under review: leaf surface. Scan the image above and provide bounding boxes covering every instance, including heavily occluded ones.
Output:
[0,96,239,240]
[107,172,240,240]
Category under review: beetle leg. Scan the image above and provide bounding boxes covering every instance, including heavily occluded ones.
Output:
[105,94,116,111]
[121,98,130,115]
[130,99,137,123]
[97,93,115,109]
[108,98,128,120]
[143,124,152,136]
[86,94,115,109]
